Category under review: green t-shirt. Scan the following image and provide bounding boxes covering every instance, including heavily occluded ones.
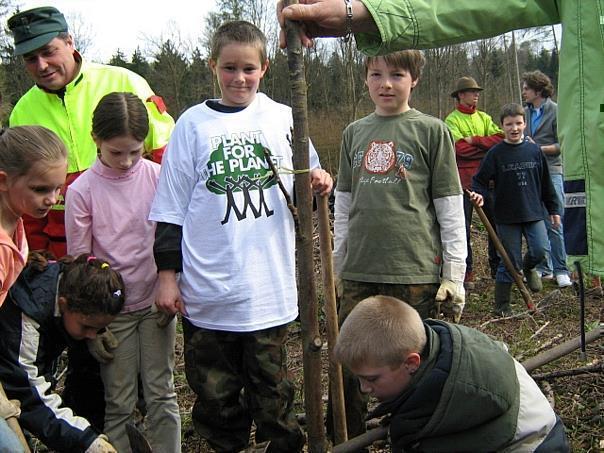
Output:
[337,109,461,284]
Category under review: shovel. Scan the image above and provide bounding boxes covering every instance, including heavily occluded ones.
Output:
[126,422,152,453]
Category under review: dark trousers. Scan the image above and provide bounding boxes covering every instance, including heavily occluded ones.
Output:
[61,341,105,431]
[182,319,304,453]
[463,190,499,276]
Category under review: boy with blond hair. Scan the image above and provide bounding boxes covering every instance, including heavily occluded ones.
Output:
[334,295,570,452]
[149,20,332,452]
[333,49,466,438]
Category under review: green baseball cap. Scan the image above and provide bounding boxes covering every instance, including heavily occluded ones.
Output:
[8,6,68,56]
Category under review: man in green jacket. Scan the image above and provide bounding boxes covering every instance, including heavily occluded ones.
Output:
[279,0,602,278]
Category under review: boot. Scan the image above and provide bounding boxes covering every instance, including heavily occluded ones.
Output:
[523,255,543,293]
[493,282,513,316]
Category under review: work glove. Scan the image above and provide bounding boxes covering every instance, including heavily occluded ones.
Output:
[85,435,117,453]
[0,392,20,420]
[435,279,465,323]
[87,329,119,364]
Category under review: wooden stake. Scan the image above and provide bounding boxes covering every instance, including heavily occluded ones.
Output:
[316,195,347,444]
[283,2,326,451]
[464,190,535,310]
[0,384,31,453]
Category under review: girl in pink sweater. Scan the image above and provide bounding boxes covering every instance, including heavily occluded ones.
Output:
[65,92,180,452]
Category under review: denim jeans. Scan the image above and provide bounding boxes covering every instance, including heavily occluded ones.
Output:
[537,173,569,276]
[496,220,549,283]
[0,418,25,453]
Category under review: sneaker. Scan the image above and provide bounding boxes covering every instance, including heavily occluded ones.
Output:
[524,268,543,293]
[555,273,572,288]
[539,271,554,280]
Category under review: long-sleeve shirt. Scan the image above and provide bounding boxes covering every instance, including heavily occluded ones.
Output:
[65,158,160,313]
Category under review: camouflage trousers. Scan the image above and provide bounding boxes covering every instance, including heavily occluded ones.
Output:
[330,280,439,440]
[182,319,305,453]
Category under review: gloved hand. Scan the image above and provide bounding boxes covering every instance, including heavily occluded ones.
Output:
[87,329,119,364]
[85,435,117,453]
[0,391,20,420]
[435,279,465,323]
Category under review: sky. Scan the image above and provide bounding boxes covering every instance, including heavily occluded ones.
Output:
[15,0,217,62]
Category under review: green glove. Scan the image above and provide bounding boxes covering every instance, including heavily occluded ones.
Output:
[87,329,119,364]
[436,279,465,323]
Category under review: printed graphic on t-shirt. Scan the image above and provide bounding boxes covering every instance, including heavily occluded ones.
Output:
[204,130,282,224]
[501,161,537,187]
[356,140,415,184]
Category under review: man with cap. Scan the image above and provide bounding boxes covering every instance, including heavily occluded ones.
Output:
[445,76,503,288]
[8,6,174,258]
[6,6,175,451]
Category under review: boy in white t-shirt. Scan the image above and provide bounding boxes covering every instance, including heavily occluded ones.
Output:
[149,20,332,452]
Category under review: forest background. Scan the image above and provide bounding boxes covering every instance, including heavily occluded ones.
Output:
[0,0,560,176]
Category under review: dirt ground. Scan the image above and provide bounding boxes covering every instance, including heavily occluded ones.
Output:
[177,220,603,452]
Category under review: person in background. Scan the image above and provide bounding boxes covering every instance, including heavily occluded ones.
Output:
[277,0,604,287]
[65,92,181,452]
[445,76,503,287]
[469,103,560,316]
[333,50,466,439]
[334,295,570,452]
[0,125,67,452]
[7,6,175,429]
[0,253,125,453]
[149,20,332,452]
[521,70,571,289]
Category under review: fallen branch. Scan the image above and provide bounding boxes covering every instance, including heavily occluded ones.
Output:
[529,321,550,340]
[522,327,602,372]
[531,363,603,381]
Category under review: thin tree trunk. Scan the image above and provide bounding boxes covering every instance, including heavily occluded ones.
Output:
[283,3,327,451]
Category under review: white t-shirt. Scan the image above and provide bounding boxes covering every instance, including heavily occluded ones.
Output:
[150,93,320,332]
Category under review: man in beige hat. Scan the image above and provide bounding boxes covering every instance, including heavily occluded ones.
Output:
[445,76,503,288]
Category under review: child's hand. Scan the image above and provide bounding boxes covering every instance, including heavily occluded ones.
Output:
[467,191,484,207]
[550,214,561,229]
[157,270,184,315]
[310,168,333,197]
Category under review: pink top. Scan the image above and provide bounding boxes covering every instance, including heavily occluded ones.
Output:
[0,218,28,306]
[65,158,160,313]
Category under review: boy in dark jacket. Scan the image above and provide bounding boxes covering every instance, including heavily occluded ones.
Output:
[334,295,569,452]
[469,103,560,315]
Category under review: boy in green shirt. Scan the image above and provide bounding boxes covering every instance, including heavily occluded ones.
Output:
[333,50,466,439]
